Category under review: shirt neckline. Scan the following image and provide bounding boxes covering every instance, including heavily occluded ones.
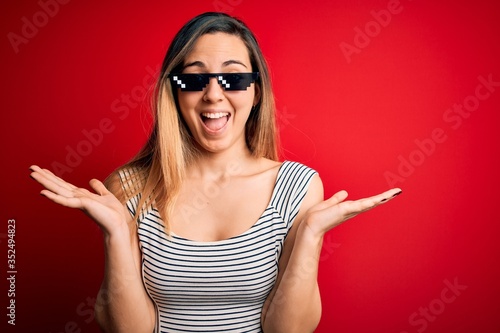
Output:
[169,161,289,245]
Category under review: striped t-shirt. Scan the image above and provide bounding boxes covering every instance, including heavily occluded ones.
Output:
[122,161,317,332]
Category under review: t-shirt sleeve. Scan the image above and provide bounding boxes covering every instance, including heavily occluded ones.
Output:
[270,161,318,231]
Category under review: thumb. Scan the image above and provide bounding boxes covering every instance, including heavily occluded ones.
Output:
[311,190,349,212]
[89,179,109,196]
[326,190,349,205]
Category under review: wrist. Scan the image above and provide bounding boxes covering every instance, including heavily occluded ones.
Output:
[296,219,324,248]
[102,222,132,245]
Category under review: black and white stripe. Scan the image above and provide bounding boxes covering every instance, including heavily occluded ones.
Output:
[122,161,317,333]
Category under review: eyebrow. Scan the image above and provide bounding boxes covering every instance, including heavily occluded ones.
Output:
[183,60,248,70]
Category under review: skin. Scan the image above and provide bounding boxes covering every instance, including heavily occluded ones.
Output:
[177,33,260,155]
[30,32,401,332]
[171,33,282,241]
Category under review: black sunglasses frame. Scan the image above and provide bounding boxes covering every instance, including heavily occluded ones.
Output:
[168,72,259,92]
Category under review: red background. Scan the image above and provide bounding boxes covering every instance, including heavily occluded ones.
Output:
[2,0,500,332]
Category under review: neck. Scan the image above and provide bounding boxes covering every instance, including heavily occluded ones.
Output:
[187,147,255,180]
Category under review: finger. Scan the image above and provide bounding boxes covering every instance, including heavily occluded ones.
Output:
[40,189,85,209]
[41,167,78,190]
[313,190,349,211]
[30,165,76,192]
[307,188,403,233]
[40,170,75,192]
[344,188,401,210]
[89,179,109,196]
[31,168,75,198]
[380,188,403,203]
[327,190,349,204]
[341,188,402,217]
[316,199,378,228]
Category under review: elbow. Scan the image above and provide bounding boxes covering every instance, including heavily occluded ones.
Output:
[262,307,322,333]
[261,284,322,332]
[94,303,110,333]
[93,302,156,333]
[293,309,322,333]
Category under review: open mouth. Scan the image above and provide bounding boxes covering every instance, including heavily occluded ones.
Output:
[201,112,230,132]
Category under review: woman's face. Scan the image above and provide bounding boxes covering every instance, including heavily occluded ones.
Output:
[176,32,260,155]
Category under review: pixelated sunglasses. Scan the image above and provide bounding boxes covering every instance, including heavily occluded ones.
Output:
[168,72,259,91]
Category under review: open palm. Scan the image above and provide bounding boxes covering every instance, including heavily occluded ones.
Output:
[30,165,130,236]
[304,188,402,236]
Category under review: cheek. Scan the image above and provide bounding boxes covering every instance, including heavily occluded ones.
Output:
[232,98,253,124]
[177,93,193,109]
[231,89,256,109]
[177,93,199,118]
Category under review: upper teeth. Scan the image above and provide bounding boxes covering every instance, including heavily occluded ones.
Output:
[202,112,229,119]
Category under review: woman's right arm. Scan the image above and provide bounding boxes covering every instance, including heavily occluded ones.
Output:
[29,166,155,333]
[95,217,155,333]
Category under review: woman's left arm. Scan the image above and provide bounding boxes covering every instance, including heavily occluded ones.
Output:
[261,175,401,332]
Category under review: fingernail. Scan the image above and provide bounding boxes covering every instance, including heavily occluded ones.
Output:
[392,190,402,198]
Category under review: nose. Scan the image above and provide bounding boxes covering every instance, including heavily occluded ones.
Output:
[203,77,224,102]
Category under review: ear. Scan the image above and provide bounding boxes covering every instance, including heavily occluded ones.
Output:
[253,81,261,107]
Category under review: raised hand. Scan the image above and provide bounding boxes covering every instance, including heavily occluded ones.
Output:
[304,188,402,237]
[29,165,130,236]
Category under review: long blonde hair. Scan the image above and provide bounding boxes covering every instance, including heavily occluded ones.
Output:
[106,12,279,231]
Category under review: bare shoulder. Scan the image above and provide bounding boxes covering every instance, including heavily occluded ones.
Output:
[242,157,282,177]
[258,157,283,171]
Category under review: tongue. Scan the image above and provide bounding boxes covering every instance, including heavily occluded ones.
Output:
[203,116,228,131]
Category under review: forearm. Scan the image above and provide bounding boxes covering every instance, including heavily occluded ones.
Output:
[262,223,323,333]
[95,227,155,333]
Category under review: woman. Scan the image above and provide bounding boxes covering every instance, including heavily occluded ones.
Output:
[30,12,401,333]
